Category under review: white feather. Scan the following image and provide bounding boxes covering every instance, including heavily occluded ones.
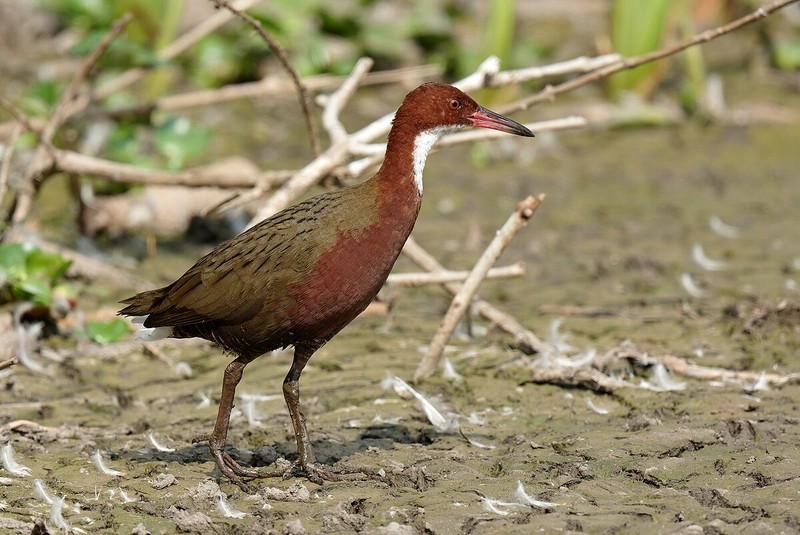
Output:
[709,216,740,238]
[130,315,173,341]
[692,243,726,271]
[2,443,32,477]
[412,126,459,195]
[515,480,558,508]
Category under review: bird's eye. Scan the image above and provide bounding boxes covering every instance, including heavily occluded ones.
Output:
[448,98,461,110]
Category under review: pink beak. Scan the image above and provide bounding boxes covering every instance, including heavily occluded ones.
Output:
[469,106,534,137]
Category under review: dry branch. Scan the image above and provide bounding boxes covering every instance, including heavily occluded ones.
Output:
[522,366,630,394]
[487,54,622,86]
[120,64,442,115]
[45,13,133,144]
[320,58,374,143]
[211,0,321,157]
[415,195,544,382]
[53,149,293,188]
[402,237,550,356]
[603,344,800,388]
[8,13,132,227]
[502,0,800,113]
[386,262,525,287]
[94,0,264,101]
[0,123,20,205]
[518,340,800,395]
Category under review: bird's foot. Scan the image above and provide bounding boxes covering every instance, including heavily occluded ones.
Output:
[192,434,376,490]
[192,433,258,492]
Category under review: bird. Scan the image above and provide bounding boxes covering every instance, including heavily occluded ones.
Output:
[119,82,533,488]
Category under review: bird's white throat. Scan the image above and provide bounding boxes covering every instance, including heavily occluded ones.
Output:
[412,125,460,195]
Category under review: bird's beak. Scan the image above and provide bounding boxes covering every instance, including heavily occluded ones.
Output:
[469,106,534,137]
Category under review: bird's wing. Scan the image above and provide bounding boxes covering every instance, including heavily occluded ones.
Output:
[142,193,346,328]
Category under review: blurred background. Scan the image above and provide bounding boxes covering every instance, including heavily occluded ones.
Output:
[1,2,799,532]
[0,0,798,350]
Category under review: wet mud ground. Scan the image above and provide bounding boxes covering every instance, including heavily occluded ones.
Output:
[2,106,800,533]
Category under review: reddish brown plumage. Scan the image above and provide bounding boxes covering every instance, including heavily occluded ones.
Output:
[119,83,533,487]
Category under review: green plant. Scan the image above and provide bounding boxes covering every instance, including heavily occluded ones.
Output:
[0,243,73,308]
[608,0,672,100]
[86,318,129,344]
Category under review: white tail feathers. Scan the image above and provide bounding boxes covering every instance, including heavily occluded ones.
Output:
[130,315,173,341]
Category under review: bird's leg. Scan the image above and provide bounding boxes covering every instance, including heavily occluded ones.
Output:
[193,355,257,488]
[283,344,321,474]
[275,342,346,484]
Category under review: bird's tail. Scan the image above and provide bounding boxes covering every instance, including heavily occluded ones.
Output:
[118,287,166,317]
[119,287,174,341]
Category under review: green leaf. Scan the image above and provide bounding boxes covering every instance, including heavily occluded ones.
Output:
[0,244,72,306]
[41,0,116,30]
[773,38,800,71]
[26,249,72,284]
[87,318,130,344]
[15,278,51,305]
[609,0,672,99]
[153,116,212,169]
[0,243,28,276]
[191,35,240,88]
[21,81,62,117]
[71,31,164,70]
[15,131,39,150]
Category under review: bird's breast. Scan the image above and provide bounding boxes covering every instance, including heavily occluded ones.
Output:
[287,185,420,337]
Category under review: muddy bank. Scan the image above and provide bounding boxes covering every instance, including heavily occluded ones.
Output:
[2,114,800,533]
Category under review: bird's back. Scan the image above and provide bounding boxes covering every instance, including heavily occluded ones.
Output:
[119,179,397,356]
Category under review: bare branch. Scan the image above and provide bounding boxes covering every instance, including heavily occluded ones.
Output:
[386,262,526,287]
[210,0,321,157]
[488,54,622,86]
[160,64,439,114]
[402,237,550,356]
[503,0,800,113]
[604,344,800,388]
[43,13,133,144]
[94,0,264,100]
[0,94,47,142]
[320,57,374,143]
[53,149,293,188]
[0,123,21,205]
[415,194,544,382]
[7,13,133,228]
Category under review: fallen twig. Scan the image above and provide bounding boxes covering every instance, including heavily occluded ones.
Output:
[520,366,631,395]
[387,262,525,287]
[415,195,545,382]
[402,237,550,355]
[0,357,18,372]
[602,343,800,388]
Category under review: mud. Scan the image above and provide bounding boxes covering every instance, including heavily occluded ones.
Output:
[2,90,800,533]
